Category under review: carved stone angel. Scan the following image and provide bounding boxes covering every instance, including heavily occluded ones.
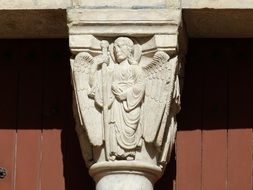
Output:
[71,37,180,167]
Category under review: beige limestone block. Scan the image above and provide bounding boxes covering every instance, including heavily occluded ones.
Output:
[67,8,181,37]
[73,0,180,8]
[182,0,253,9]
[0,0,253,9]
[0,0,71,9]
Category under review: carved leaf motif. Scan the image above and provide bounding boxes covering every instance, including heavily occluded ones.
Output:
[71,52,103,146]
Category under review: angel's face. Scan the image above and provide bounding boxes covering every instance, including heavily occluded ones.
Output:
[114,40,131,63]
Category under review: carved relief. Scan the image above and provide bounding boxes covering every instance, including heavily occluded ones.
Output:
[71,36,181,168]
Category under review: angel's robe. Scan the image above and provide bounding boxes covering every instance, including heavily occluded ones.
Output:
[91,62,145,158]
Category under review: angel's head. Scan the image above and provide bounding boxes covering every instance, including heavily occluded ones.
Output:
[113,37,135,64]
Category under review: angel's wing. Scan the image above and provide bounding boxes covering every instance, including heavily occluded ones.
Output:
[73,94,94,168]
[142,51,179,146]
[71,52,103,146]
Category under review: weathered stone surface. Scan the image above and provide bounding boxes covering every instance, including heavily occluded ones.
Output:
[71,0,180,8]
[182,0,253,9]
[67,8,181,40]
[70,35,182,190]
[0,0,252,10]
[0,0,71,9]
[68,1,184,189]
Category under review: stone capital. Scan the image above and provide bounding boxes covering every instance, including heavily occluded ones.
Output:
[67,1,186,189]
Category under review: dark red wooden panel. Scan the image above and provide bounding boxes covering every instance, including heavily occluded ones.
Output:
[41,130,64,190]
[0,44,18,190]
[228,43,253,190]
[177,39,253,190]
[41,41,66,190]
[202,46,228,190]
[15,42,43,190]
[176,51,203,190]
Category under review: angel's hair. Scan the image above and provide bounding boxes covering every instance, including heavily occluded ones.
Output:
[114,37,134,52]
[114,37,138,65]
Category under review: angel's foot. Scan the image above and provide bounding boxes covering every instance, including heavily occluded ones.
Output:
[109,155,116,161]
[126,155,135,161]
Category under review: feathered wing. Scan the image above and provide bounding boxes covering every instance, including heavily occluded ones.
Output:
[155,56,180,147]
[142,51,179,148]
[72,95,93,168]
[71,52,103,146]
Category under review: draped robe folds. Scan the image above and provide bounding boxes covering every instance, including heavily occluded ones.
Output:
[91,63,145,159]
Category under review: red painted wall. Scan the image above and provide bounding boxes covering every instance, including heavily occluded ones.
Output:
[176,39,253,190]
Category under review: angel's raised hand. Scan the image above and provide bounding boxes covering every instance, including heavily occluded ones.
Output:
[96,54,110,67]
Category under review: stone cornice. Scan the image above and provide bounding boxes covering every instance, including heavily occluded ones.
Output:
[67,8,181,38]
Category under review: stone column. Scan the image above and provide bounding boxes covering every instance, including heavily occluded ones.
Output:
[67,1,185,189]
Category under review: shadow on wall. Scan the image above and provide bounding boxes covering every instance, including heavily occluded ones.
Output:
[155,149,176,190]
[61,118,95,190]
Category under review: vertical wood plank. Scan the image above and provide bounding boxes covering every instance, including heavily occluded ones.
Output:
[0,42,18,190]
[15,41,43,190]
[176,41,202,190]
[228,42,253,190]
[41,130,64,190]
[40,40,66,190]
[202,45,228,190]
